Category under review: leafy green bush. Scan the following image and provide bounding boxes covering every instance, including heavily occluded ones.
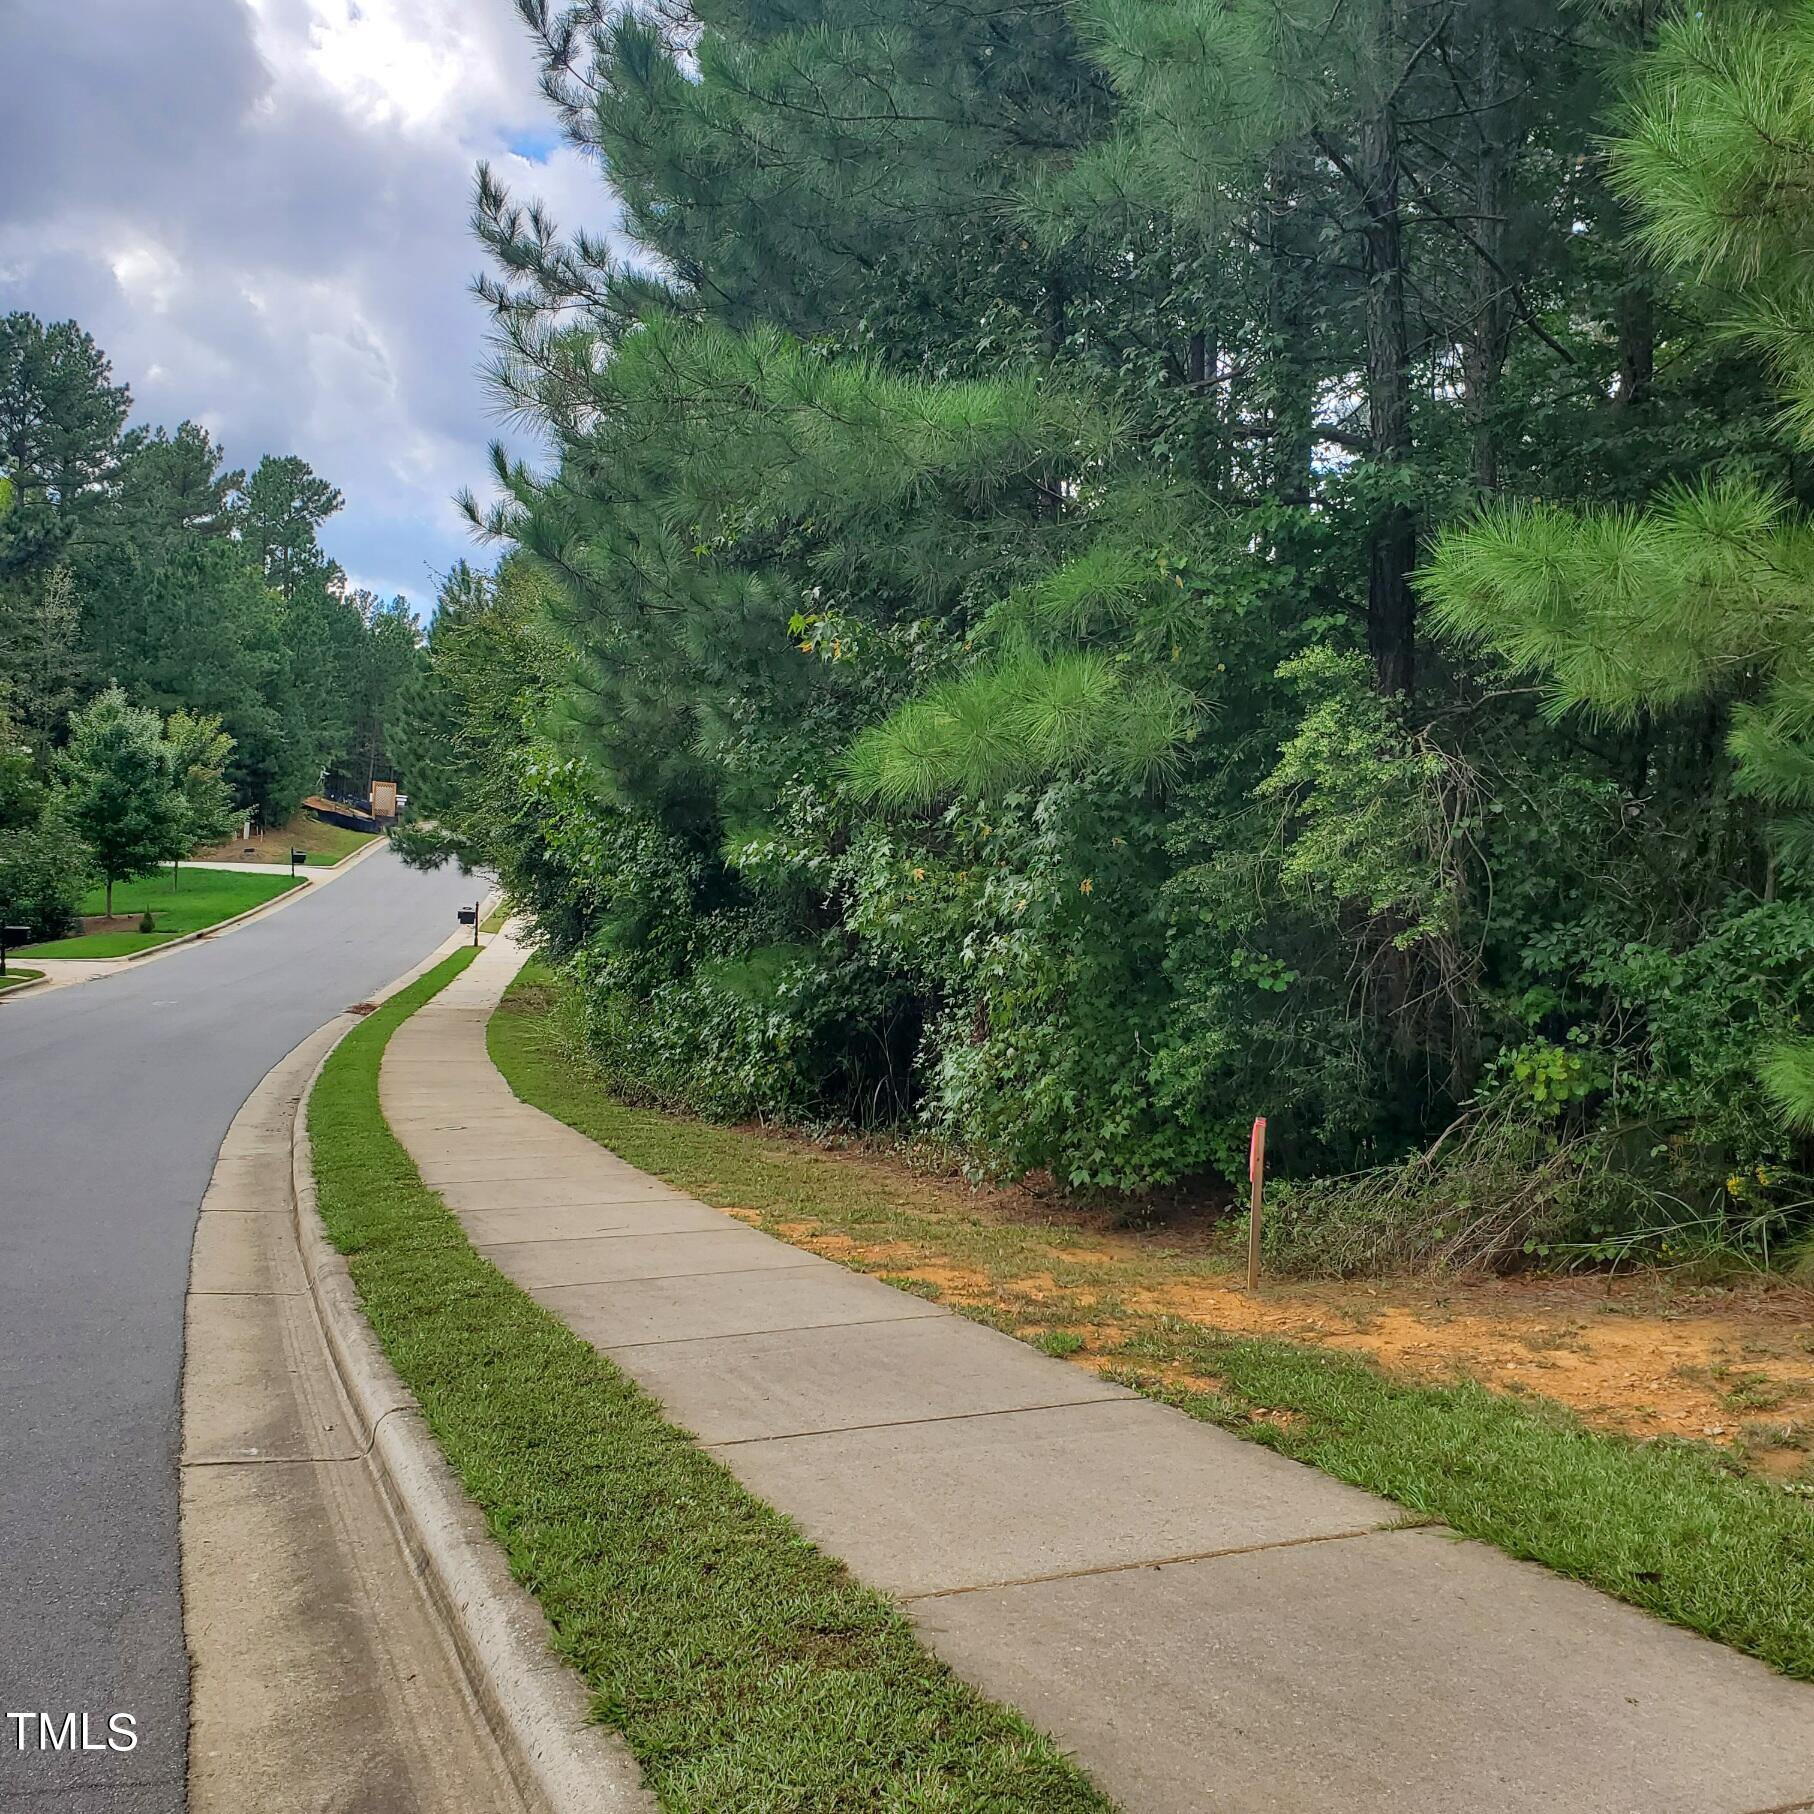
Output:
[0,809,86,942]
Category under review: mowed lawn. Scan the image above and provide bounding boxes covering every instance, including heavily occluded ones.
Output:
[193,810,377,867]
[18,868,304,957]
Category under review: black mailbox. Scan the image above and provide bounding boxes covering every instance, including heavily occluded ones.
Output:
[1,923,30,977]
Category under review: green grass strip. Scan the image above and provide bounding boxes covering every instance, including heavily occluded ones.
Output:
[309,950,1113,1813]
[1106,1332,1814,1679]
[490,970,1814,1683]
[20,868,302,957]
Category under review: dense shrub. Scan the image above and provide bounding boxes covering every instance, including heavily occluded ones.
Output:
[0,809,85,942]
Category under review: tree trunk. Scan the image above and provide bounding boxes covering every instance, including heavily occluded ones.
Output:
[105,877,113,917]
[1044,267,1067,360]
[1360,9,1417,696]
[1460,14,1512,492]
[1613,283,1654,410]
[1189,316,1227,491]
[1265,147,1314,499]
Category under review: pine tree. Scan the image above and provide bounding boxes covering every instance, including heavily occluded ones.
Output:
[0,562,82,753]
[0,313,130,582]
[441,0,1814,1205]
[242,455,343,602]
[1424,0,1814,1129]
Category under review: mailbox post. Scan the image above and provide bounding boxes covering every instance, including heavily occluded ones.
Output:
[457,903,480,948]
[1,924,29,977]
[290,848,307,878]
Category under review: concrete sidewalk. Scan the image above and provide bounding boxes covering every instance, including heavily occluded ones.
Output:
[380,934,1814,1814]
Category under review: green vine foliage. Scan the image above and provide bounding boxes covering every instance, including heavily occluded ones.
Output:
[1257,649,1464,951]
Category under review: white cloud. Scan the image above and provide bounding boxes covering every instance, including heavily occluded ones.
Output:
[0,0,627,610]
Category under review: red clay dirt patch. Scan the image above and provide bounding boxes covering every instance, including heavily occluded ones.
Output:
[1120,1270,1814,1451]
[721,1196,1814,1472]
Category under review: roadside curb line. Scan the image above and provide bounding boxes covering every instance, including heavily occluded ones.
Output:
[208,825,390,873]
[123,831,392,960]
[288,926,656,1814]
[118,877,315,961]
[11,833,394,988]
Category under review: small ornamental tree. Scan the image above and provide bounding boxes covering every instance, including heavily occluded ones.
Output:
[163,707,237,883]
[0,700,85,940]
[56,685,183,916]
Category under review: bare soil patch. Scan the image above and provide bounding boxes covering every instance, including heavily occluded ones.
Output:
[724,1180,1814,1474]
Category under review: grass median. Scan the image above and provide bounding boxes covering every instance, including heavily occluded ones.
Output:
[308,948,1113,1813]
[490,963,1814,1683]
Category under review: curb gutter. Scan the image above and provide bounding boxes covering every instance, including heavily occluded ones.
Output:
[118,879,311,961]
[10,833,394,986]
[122,831,392,961]
[287,926,656,1814]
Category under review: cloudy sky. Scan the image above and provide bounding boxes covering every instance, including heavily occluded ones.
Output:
[0,0,617,612]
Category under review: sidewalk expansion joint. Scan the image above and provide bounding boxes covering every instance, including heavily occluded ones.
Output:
[450,1205,689,1227]
[601,1309,949,1351]
[900,1522,1396,1603]
[421,1173,664,1190]
[702,1392,1138,1449]
[502,1259,832,1285]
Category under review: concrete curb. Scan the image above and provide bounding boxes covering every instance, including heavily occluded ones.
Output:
[123,831,392,958]
[288,925,655,1814]
[15,833,394,983]
[193,825,389,873]
[116,875,314,961]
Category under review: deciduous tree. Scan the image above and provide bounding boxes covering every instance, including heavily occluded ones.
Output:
[56,686,183,916]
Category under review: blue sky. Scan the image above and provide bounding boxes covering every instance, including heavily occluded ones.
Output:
[0,0,621,615]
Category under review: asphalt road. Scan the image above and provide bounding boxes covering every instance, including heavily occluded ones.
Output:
[0,849,484,1811]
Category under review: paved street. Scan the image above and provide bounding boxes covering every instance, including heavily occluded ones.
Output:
[0,850,481,1811]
